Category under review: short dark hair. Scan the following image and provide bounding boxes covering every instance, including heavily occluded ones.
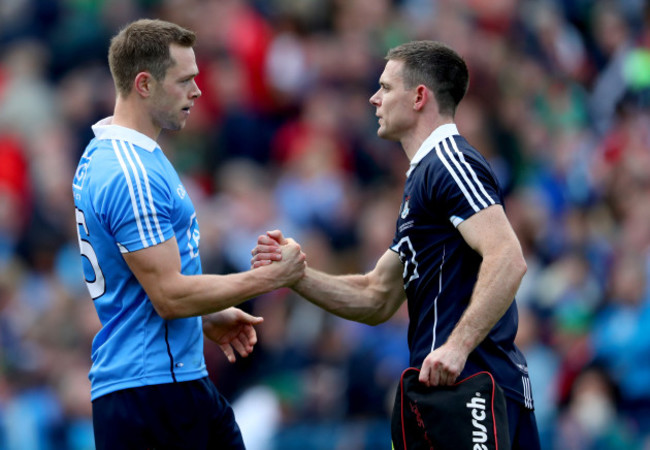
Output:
[386,41,469,116]
[108,19,196,97]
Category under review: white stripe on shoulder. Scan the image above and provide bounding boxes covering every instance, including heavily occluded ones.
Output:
[442,139,487,208]
[119,141,158,246]
[448,137,495,207]
[435,142,480,212]
[112,140,150,248]
[126,141,165,243]
[443,139,491,208]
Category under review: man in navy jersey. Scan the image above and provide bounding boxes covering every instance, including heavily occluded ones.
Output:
[73,19,306,449]
[252,40,540,449]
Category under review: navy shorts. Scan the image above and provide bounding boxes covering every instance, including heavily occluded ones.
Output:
[506,399,541,450]
[92,377,245,450]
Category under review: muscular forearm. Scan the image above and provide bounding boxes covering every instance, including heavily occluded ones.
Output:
[250,234,406,326]
[293,267,404,326]
[153,265,286,319]
[125,236,305,320]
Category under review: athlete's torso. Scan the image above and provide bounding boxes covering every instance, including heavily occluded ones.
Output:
[73,118,207,400]
[391,124,534,409]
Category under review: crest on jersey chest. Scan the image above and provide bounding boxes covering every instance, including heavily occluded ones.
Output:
[400,196,410,219]
[398,195,415,233]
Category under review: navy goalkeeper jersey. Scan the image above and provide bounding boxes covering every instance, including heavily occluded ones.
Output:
[390,124,534,409]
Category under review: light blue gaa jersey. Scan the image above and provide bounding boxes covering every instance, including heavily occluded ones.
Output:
[72,117,207,401]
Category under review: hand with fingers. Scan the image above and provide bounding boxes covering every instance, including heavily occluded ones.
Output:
[250,230,289,269]
[202,307,264,363]
[250,230,306,286]
[418,342,469,387]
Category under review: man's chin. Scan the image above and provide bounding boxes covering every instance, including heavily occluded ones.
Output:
[377,128,397,141]
[163,122,184,132]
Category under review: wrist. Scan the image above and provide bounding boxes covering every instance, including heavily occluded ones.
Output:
[291,268,310,293]
[445,331,476,356]
[254,263,285,291]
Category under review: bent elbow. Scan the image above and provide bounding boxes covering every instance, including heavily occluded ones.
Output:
[151,301,175,320]
[150,295,185,320]
[516,255,528,280]
[148,276,191,320]
[361,287,405,326]
[363,314,390,327]
[359,299,401,326]
[503,245,527,282]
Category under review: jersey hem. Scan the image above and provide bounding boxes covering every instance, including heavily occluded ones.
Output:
[90,367,208,401]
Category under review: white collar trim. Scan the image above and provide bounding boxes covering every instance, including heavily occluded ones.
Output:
[91,116,159,152]
[406,123,459,177]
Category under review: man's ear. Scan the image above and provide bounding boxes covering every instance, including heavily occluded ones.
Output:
[134,72,154,98]
[413,85,430,111]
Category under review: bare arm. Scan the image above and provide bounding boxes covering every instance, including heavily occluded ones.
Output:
[294,250,406,325]
[123,236,305,320]
[419,204,527,386]
[253,231,407,326]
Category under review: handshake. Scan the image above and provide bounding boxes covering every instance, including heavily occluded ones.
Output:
[250,229,307,288]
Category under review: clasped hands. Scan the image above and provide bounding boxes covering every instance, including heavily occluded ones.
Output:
[249,230,467,388]
[208,230,304,364]
[250,229,296,271]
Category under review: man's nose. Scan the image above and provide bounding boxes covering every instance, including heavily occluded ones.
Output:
[192,81,201,99]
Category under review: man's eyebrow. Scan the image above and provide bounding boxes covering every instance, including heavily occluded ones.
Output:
[180,71,199,80]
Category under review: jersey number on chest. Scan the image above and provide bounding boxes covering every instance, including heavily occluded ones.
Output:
[392,236,420,289]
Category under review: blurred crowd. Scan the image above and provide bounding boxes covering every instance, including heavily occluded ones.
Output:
[1,0,650,448]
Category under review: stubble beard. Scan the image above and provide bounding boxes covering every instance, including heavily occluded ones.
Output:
[153,110,185,132]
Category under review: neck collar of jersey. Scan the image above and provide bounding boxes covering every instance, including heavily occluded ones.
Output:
[406,123,459,177]
[91,116,159,152]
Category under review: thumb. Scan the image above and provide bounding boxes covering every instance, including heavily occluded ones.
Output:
[418,365,430,387]
[266,229,287,245]
[239,311,264,325]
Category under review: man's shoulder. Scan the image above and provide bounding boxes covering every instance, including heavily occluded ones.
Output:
[83,141,122,180]
[449,135,490,165]
[84,136,166,178]
[420,134,492,175]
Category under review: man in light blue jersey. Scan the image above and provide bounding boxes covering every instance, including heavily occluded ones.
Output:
[73,19,306,449]
[252,41,541,449]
